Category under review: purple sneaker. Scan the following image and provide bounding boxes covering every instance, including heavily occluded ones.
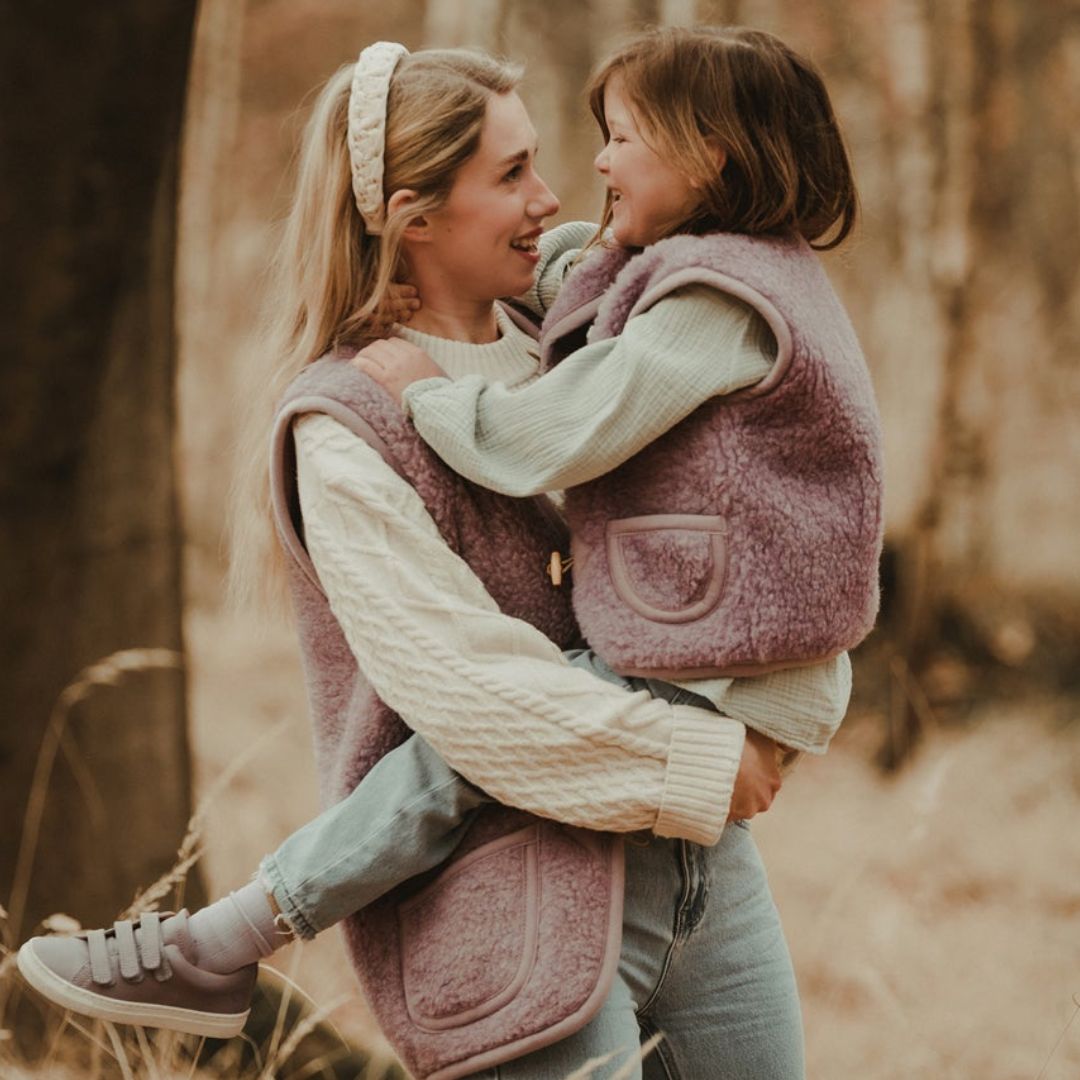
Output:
[16,909,256,1037]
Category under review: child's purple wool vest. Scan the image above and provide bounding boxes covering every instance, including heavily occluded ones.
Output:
[541,232,885,678]
[270,357,624,1079]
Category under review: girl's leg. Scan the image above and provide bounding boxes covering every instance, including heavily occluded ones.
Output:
[261,732,488,938]
[16,734,490,1033]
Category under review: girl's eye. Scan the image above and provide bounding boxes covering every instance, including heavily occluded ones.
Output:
[503,165,524,182]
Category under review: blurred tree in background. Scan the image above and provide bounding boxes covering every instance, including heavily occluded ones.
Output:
[0,3,203,936]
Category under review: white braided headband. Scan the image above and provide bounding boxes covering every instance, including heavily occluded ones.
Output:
[348,41,409,235]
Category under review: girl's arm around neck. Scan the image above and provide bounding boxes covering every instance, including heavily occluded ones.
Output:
[402,284,775,496]
[512,220,596,318]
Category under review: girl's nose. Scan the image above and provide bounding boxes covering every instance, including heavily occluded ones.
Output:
[594,145,609,174]
[528,173,560,219]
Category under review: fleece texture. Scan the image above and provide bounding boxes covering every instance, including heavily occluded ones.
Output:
[270,357,624,1079]
[540,232,884,678]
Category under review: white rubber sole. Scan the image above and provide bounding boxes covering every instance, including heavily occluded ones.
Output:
[16,943,249,1038]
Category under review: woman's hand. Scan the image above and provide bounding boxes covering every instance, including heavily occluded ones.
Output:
[353,339,447,406]
[727,729,783,822]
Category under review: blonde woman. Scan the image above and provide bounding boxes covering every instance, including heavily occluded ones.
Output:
[18,43,841,1079]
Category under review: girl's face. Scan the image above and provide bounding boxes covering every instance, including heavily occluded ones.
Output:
[594,75,700,248]
[421,92,560,301]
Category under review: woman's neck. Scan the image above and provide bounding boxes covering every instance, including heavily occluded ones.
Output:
[403,279,500,345]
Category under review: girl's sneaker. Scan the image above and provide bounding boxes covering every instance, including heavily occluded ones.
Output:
[16,909,257,1037]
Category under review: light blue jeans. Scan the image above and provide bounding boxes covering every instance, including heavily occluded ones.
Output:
[471,824,804,1079]
[260,652,804,1078]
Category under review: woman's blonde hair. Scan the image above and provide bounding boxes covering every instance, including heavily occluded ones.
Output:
[229,48,522,611]
[586,26,857,250]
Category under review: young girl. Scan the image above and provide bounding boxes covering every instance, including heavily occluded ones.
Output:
[20,28,879,1079]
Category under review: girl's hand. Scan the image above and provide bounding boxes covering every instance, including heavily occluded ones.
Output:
[353,338,447,406]
[365,284,421,337]
[727,729,783,822]
[387,282,421,324]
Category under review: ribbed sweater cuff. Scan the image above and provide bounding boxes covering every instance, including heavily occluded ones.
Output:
[400,377,450,420]
[654,707,745,847]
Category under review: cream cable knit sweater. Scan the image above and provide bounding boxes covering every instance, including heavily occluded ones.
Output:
[296,410,747,842]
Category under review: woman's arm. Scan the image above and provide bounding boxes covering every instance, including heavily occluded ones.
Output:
[295,412,747,846]
[393,285,775,496]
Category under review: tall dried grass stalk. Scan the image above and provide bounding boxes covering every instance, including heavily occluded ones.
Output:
[120,712,291,920]
[257,992,350,1079]
[1035,993,1080,1080]
[564,1031,663,1080]
[104,1021,137,1080]
[7,649,184,946]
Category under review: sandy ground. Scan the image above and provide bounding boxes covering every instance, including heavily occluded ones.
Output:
[188,605,1080,1080]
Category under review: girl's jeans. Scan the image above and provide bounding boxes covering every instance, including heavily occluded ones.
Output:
[260,651,804,1079]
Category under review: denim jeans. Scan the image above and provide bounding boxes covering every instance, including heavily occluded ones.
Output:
[470,825,804,1079]
[260,651,804,1078]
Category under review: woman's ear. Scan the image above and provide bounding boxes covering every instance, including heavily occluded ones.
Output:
[387,189,430,241]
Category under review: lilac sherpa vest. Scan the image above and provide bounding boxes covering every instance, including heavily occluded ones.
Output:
[541,233,884,678]
[270,356,624,1080]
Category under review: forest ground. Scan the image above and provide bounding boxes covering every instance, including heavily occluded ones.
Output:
[188,605,1080,1080]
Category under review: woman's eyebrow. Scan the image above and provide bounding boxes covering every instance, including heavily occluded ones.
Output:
[495,143,539,170]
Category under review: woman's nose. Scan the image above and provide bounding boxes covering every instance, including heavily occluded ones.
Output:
[528,173,560,219]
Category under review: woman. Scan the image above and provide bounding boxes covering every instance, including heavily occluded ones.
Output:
[21,44,818,1079]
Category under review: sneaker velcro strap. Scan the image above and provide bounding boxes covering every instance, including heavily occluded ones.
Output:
[153,950,173,982]
[113,920,140,981]
[139,912,163,972]
[86,929,114,987]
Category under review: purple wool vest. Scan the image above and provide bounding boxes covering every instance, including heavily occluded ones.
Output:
[541,233,884,678]
[270,356,624,1080]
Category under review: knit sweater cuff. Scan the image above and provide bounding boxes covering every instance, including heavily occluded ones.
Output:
[401,376,450,420]
[654,707,746,846]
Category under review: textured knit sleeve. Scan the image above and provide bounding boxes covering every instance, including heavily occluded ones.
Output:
[515,220,596,317]
[294,413,745,845]
[674,653,852,754]
[402,284,775,495]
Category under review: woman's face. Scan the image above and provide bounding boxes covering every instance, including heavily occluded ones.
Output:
[421,92,560,301]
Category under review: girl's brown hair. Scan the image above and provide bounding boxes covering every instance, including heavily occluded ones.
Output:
[587,25,857,250]
[230,48,522,611]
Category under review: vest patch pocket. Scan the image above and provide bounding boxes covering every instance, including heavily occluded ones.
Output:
[398,824,541,1032]
[606,514,728,624]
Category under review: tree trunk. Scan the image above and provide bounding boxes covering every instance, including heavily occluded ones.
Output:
[0,3,201,939]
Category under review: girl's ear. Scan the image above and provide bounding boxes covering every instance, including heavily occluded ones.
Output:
[387,189,430,241]
[687,141,727,190]
[699,139,727,184]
